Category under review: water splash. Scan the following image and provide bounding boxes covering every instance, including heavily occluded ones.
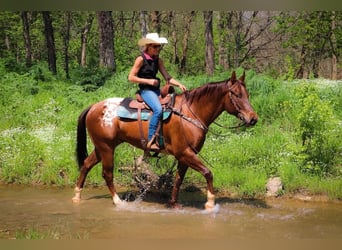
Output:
[200,204,221,217]
[113,199,221,217]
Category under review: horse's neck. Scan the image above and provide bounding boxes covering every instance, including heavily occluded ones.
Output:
[184,90,226,127]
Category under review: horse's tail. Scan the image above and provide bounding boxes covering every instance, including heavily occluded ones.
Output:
[76,105,92,170]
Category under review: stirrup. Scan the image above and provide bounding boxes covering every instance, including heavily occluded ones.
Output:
[144,136,160,158]
[146,136,160,151]
[144,150,160,158]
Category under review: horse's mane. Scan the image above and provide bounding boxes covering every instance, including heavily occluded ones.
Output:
[184,79,229,105]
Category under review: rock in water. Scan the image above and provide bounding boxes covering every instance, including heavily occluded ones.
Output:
[266,177,283,197]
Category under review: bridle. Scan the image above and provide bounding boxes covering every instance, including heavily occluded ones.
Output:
[220,80,248,129]
[173,80,247,135]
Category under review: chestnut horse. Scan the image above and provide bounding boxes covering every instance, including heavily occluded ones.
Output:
[72,71,258,210]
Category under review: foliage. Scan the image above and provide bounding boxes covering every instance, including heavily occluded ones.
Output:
[274,11,341,78]
[282,54,300,81]
[71,66,113,91]
[0,62,341,199]
[0,11,341,79]
[295,83,341,176]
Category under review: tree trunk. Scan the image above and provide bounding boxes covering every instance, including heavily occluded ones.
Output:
[296,46,306,79]
[180,11,195,74]
[139,11,149,37]
[42,11,57,75]
[169,11,179,65]
[151,11,161,34]
[226,11,234,68]
[218,11,229,70]
[81,13,94,67]
[97,11,115,71]
[312,57,319,78]
[234,11,243,68]
[204,11,214,76]
[21,11,32,67]
[63,11,71,79]
[330,11,338,80]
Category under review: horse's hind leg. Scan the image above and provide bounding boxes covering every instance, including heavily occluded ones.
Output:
[72,150,100,203]
[169,162,188,208]
[100,147,123,206]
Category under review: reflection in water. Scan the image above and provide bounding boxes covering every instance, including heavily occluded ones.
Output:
[0,185,341,239]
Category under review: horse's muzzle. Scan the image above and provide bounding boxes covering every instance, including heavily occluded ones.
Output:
[248,116,258,126]
[240,112,258,127]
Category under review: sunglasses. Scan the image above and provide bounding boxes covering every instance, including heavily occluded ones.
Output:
[151,44,161,49]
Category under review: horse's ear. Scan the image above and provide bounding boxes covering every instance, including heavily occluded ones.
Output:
[239,71,245,82]
[231,71,236,82]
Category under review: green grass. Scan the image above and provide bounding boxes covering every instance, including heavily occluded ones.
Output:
[0,64,341,200]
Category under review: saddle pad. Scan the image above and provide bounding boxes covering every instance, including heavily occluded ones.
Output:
[117,98,172,121]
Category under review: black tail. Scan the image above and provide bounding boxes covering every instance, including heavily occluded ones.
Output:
[76,105,92,170]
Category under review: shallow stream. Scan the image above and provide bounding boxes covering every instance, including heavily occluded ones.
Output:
[0,185,341,239]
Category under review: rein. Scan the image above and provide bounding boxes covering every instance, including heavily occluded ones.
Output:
[173,82,247,136]
[213,120,247,130]
[171,95,208,132]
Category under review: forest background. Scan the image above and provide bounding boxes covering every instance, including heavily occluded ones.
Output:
[0,11,341,200]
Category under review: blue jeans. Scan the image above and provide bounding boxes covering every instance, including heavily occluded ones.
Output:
[140,88,162,141]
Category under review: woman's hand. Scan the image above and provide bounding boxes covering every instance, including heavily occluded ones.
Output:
[178,83,187,92]
[167,77,186,92]
[169,78,187,92]
[149,79,159,86]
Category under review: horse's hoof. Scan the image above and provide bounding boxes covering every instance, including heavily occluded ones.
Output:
[113,193,127,207]
[72,197,81,203]
[204,203,220,214]
[172,204,183,210]
[168,202,183,210]
[204,201,215,210]
[113,198,125,205]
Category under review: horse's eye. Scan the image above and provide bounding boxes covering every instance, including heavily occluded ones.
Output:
[232,91,242,98]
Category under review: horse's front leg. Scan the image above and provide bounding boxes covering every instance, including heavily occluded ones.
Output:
[169,162,188,208]
[177,151,216,210]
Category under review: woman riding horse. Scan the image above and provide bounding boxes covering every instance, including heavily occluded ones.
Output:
[73,68,258,210]
[128,33,187,151]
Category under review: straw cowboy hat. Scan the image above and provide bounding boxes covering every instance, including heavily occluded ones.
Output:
[138,33,168,47]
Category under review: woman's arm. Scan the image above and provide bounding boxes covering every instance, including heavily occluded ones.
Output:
[158,58,187,92]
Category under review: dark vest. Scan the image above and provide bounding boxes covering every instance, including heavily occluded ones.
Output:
[137,53,160,90]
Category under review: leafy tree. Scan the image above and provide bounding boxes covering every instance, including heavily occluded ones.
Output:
[0,12,22,70]
[0,11,340,79]
[275,11,341,79]
[216,11,277,70]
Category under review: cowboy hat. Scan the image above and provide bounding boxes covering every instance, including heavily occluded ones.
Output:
[138,33,168,47]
